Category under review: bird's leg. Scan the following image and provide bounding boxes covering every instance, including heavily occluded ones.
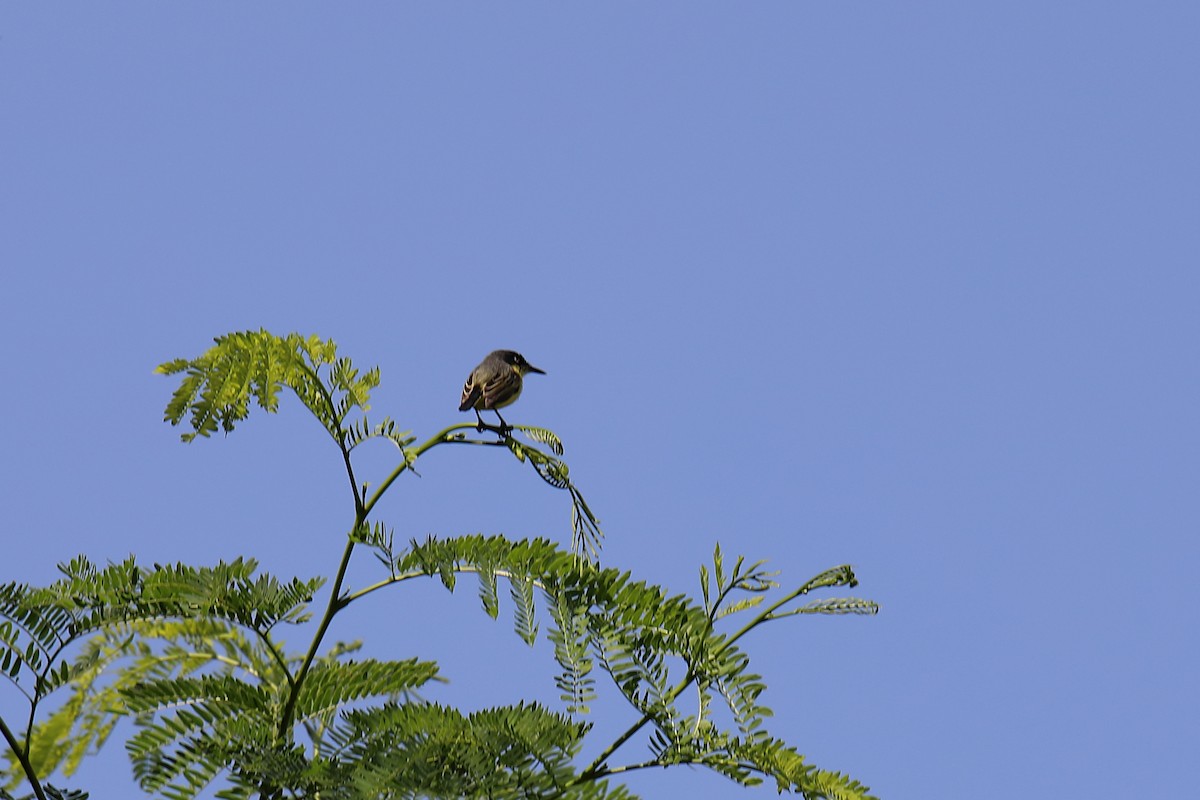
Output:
[471,408,510,436]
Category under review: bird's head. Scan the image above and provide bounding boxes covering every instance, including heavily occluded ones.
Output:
[499,350,546,377]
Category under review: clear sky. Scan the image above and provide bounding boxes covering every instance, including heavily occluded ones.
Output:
[2,4,1197,798]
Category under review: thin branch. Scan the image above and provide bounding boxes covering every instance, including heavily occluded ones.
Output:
[23,687,38,760]
[706,574,743,625]
[276,536,356,742]
[362,423,505,516]
[22,633,76,767]
[279,423,510,740]
[249,628,295,689]
[719,581,823,657]
[294,359,341,435]
[577,679,677,781]
[0,713,47,800]
[340,447,364,519]
[340,566,550,608]
[295,359,364,515]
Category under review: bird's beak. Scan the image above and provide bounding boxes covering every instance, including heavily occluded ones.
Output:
[525,364,546,375]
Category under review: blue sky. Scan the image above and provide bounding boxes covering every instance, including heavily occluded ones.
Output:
[2,3,1197,798]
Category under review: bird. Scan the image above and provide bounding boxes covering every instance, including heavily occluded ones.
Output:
[459,350,546,432]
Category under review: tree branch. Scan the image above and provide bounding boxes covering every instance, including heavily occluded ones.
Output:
[0,713,46,800]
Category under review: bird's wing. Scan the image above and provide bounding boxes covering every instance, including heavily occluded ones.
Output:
[459,377,483,411]
[479,370,520,409]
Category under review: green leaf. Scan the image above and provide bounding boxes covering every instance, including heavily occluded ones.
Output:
[773,597,881,617]
[515,425,565,456]
[498,438,604,560]
[511,574,538,646]
[293,659,441,722]
[321,702,594,799]
[157,329,382,447]
[715,596,765,620]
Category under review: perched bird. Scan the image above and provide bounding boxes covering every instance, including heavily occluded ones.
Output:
[459,350,545,431]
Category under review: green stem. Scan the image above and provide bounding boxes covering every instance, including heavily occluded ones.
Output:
[22,695,38,763]
[276,422,486,740]
[601,755,742,776]
[577,706,662,782]
[276,535,357,742]
[0,714,46,800]
[251,627,296,688]
[341,566,548,607]
[341,447,364,518]
[362,423,497,516]
[296,359,364,514]
[720,582,821,655]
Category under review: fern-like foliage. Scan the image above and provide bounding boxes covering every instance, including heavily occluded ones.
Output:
[513,425,565,457]
[1,555,446,800]
[3,618,282,791]
[2,556,316,709]
[503,435,604,559]
[386,534,878,800]
[0,581,78,699]
[0,558,324,797]
[123,674,274,798]
[317,702,612,800]
[292,659,441,724]
[23,557,324,636]
[156,330,414,457]
[121,699,631,800]
[547,590,596,715]
[117,651,439,799]
[157,330,331,442]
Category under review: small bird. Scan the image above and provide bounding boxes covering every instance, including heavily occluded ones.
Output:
[459,350,546,432]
